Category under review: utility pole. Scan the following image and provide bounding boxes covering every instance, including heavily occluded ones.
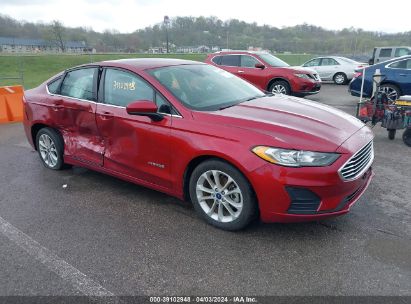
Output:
[164,16,170,54]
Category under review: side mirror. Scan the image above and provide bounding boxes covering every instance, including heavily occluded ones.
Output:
[126,100,163,121]
[255,63,265,69]
[368,59,374,65]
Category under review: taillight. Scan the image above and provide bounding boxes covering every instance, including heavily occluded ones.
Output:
[353,72,363,78]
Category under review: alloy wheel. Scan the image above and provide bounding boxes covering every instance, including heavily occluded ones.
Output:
[38,134,58,168]
[334,74,345,84]
[272,84,287,94]
[379,86,399,102]
[195,170,243,223]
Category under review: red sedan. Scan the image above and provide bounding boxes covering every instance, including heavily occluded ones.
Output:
[23,59,374,230]
[205,51,322,96]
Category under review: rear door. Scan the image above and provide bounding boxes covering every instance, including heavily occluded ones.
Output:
[318,58,340,80]
[95,67,173,188]
[219,55,241,76]
[52,67,104,166]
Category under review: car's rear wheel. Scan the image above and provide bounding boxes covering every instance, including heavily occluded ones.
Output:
[379,84,400,103]
[36,127,64,170]
[333,72,347,85]
[403,128,411,147]
[189,159,257,231]
[269,80,291,95]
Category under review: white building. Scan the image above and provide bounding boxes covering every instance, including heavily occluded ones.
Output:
[0,37,90,53]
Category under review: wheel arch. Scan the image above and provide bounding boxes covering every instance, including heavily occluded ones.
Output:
[182,154,258,208]
[266,77,291,92]
[31,123,62,150]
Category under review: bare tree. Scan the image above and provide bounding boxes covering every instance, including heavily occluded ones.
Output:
[50,20,66,52]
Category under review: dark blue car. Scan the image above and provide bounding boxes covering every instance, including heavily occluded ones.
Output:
[349,55,411,102]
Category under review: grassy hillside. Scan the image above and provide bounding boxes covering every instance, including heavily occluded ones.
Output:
[0,53,313,89]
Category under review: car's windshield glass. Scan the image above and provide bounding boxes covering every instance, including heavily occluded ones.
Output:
[257,53,289,67]
[148,64,265,111]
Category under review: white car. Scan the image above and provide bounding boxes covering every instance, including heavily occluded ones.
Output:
[301,56,366,85]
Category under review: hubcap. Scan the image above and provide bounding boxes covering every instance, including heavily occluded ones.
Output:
[38,134,58,167]
[272,84,287,95]
[196,170,243,223]
[379,86,398,103]
[335,74,345,84]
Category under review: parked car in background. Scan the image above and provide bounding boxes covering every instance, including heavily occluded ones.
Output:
[349,55,411,102]
[24,59,374,230]
[301,56,366,85]
[368,46,411,65]
[205,51,321,96]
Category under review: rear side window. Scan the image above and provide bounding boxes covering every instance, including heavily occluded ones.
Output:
[221,55,240,67]
[379,48,392,57]
[211,56,222,65]
[60,68,97,101]
[395,48,411,57]
[321,58,339,66]
[103,69,154,107]
[47,77,61,94]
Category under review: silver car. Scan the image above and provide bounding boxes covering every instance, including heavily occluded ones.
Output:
[301,56,366,85]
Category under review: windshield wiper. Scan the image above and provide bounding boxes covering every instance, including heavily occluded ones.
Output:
[219,104,237,110]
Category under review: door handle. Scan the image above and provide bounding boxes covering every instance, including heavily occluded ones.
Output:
[399,74,407,77]
[238,70,244,73]
[99,111,114,120]
[52,99,64,111]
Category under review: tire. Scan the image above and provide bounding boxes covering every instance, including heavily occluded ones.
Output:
[189,159,257,231]
[379,84,400,103]
[388,129,396,140]
[403,128,411,147]
[269,80,291,95]
[333,72,347,85]
[35,127,64,170]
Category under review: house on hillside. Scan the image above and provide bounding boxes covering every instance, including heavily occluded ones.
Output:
[0,37,91,53]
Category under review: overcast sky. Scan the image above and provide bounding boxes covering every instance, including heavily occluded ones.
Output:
[1,0,410,33]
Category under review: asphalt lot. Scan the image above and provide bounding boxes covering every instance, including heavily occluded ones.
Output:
[0,84,410,300]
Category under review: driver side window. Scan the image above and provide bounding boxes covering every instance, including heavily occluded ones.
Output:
[103,69,154,107]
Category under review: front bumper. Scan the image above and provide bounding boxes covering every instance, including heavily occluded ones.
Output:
[249,128,374,223]
[294,81,322,95]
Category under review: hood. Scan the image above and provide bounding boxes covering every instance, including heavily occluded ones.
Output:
[291,66,318,75]
[193,95,366,152]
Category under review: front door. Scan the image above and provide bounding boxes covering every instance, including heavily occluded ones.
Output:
[55,67,104,166]
[95,67,173,188]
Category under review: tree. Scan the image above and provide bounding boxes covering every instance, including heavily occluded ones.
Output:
[50,20,66,52]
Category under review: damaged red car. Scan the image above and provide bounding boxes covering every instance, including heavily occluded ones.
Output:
[23,59,374,230]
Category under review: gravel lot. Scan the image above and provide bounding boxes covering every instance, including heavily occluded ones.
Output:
[0,84,410,301]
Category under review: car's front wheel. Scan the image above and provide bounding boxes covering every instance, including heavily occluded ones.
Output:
[36,127,64,170]
[269,80,291,95]
[189,159,257,231]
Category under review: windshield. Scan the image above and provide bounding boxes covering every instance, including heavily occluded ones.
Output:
[257,53,289,67]
[148,64,265,111]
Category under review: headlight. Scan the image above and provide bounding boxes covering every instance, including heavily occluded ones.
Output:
[294,73,311,79]
[252,146,340,167]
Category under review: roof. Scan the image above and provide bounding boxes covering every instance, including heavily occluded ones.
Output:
[99,58,205,70]
[0,37,86,48]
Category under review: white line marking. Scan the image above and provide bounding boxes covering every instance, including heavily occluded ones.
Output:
[0,215,116,298]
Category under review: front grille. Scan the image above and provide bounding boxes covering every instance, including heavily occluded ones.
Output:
[339,141,374,181]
